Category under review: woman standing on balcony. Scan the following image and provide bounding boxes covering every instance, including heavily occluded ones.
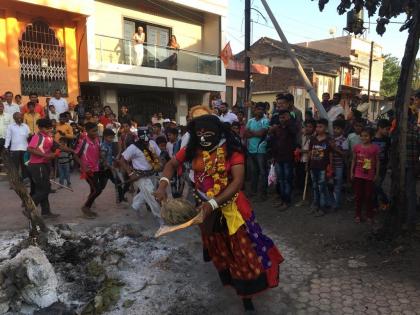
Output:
[167,35,180,70]
[132,26,145,66]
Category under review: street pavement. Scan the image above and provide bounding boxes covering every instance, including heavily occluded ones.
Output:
[1,174,420,314]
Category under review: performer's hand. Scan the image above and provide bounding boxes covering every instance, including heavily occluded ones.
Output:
[197,202,213,221]
[154,186,167,204]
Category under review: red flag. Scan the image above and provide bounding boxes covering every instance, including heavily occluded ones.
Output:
[220,42,233,67]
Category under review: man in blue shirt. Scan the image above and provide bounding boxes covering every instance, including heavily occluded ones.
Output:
[244,102,270,199]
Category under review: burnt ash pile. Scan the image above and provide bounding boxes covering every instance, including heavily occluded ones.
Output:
[0,223,187,315]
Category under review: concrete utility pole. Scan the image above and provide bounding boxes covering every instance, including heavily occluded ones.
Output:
[367,40,374,115]
[260,0,328,120]
[244,0,251,103]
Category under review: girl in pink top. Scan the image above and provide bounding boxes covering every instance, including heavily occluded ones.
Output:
[350,128,380,223]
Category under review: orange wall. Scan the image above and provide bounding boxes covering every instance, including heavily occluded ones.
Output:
[0,5,86,106]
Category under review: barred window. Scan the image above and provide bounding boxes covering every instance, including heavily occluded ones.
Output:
[19,21,67,96]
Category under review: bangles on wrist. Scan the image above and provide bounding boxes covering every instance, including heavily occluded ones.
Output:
[208,199,219,210]
[159,177,170,185]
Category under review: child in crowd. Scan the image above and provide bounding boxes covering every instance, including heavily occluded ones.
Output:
[231,121,242,143]
[58,137,72,188]
[165,128,179,158]
[72,122,102,219]
[372,119,391,210]
[91,114,104,138]
[100,128,126,204]
[156,135,170,166]
[308,118,332,217]
[119,121,137,152]
[48,105,59,121]
[350,128,380,224]
[347,119,364,151]
[330,119,349,210]
[106,113,121,140]
[295,119,315,193]
[346,119,364,201]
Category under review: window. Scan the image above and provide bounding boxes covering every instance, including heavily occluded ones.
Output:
[19,21,67,96]
[226,86,233,107]
[123,18,171,66]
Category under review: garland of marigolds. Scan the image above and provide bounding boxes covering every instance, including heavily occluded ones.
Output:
[202,147,229,198]
[143,149,160,171]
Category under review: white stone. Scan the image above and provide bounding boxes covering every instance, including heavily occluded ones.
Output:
[2,246,58,308]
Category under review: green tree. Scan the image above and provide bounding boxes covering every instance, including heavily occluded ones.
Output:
[380,55,401,97]
[314,0,420,235]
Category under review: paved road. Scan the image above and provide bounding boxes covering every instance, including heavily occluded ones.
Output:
[1,174,420,314]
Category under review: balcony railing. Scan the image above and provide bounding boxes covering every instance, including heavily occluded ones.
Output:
[95,34,221,76]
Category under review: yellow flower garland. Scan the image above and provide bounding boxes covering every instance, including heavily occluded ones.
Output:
[143,149,160,171]
[202,147,228,198]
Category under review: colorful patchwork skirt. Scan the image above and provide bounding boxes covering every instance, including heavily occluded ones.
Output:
[200,191,284,297]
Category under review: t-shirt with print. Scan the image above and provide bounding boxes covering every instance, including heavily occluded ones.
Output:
[246,117,269,154]
[332,135,348,169]
[309,136,330,170]
[75,136,100,173]
[28,132,54,164]
[353,143,380,181]
[372,136,390,173]
[100,140,114,170]
[58,151,71,166]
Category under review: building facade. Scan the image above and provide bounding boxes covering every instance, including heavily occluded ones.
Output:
[222,60,269,107]
[297,36,384,98]
[239,37,358,115]
[81,0,226,125]
[0,0,226,124]
[0,0,93,103]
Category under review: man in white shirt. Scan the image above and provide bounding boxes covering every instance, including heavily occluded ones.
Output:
[0,103,11,150]
[357,94,370,119]
[218,102,238,124]
[120,128,162,222]
[5,112,30,179]
[327,93,344,122]
[49,89,68,114]
[3,91,20,115]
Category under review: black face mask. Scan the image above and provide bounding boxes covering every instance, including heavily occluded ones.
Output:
[195,120,221,151]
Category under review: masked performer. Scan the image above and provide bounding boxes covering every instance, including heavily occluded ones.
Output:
[155,111,283,312]
[120,127,162,220]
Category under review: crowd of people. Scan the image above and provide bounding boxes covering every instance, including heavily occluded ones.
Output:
[208,91,420,230]
[0,89,419,230]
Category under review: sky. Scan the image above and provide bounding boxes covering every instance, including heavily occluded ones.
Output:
[226,0,415,60]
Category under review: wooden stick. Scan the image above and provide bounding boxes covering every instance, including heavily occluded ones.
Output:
[50,180,74,192]
[154,210,205,238]
[302,170,309,201]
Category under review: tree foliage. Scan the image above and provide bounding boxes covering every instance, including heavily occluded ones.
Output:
[314,0,417,35]
[380,54,401,97]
